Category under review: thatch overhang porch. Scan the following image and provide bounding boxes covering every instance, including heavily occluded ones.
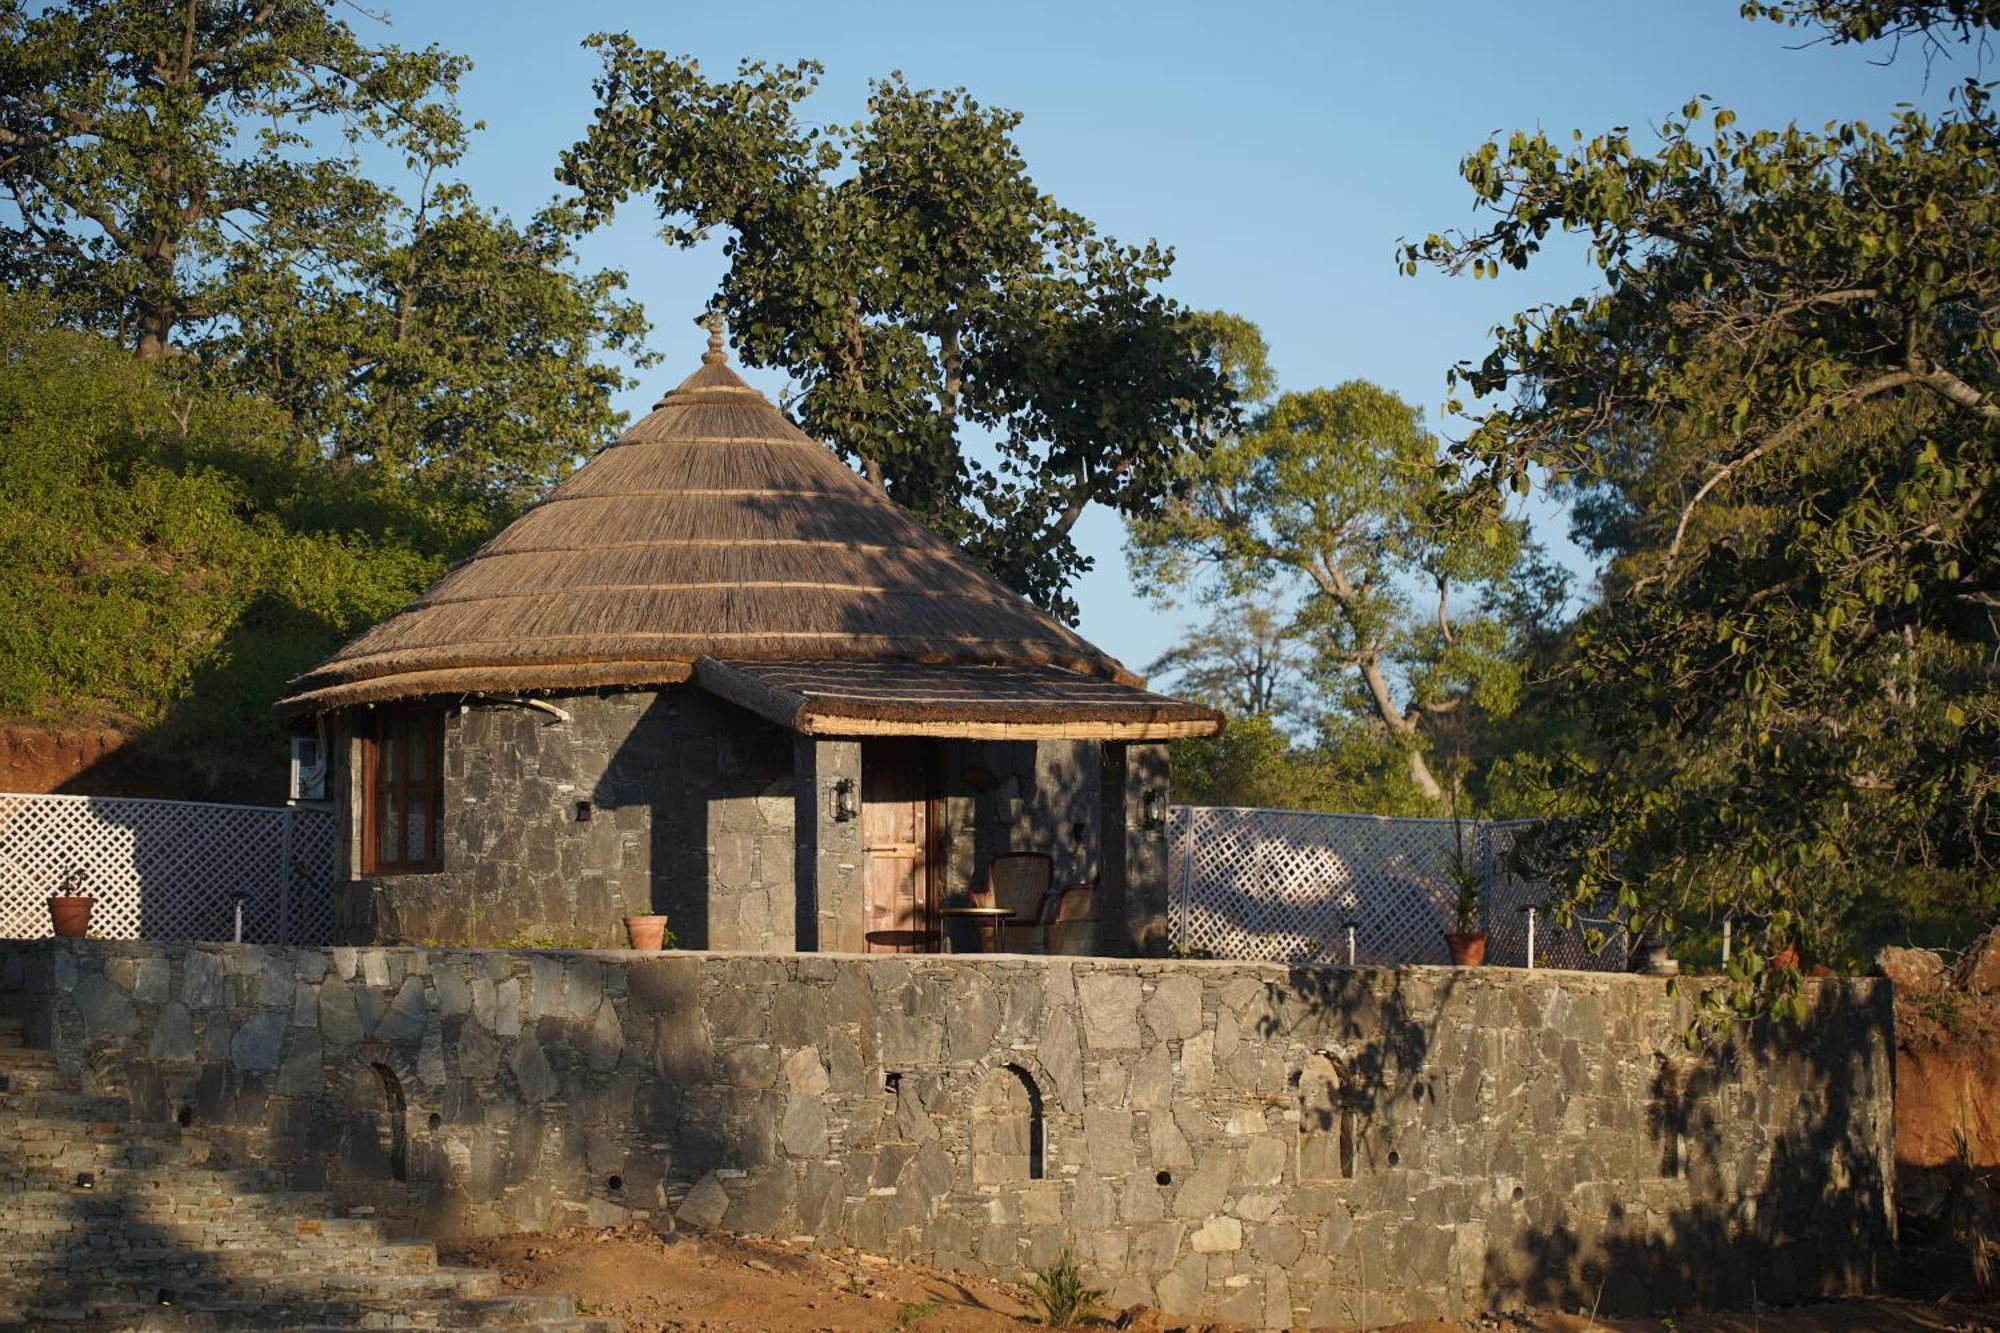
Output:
[692,657,1217,957]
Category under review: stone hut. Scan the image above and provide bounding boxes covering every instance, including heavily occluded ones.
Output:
[275,328,1219,951]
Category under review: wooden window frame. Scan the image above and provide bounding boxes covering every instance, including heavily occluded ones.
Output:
[360,709,445,875]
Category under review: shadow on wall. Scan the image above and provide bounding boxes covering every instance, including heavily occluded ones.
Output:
[593,691,794,952]
[0,1022,509,1321]
[1479,980,1894,1313]
[1264,966,1894,1319]
[1496,976,1896,1304]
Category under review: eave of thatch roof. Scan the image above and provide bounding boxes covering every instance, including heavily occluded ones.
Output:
[274,332,1155,723]
[692,658,1222,741]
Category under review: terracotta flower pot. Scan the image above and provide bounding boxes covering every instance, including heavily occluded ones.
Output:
[1445,931,1487,967]
[48,895,94,939]
[1770,944,1800,971]
[624,914,669,951]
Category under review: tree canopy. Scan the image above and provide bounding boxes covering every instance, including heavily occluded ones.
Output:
[1404,0,2000,971]
[0,0,649,500]
[1130,364,1563,804]
[555,41,1238,615]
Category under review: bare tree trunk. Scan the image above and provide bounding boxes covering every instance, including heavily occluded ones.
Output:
[1356,652,1443,801]
[134,298,174,359]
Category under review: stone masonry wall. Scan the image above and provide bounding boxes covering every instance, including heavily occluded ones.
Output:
[333,690,796,950]
[0,941,1895,1327]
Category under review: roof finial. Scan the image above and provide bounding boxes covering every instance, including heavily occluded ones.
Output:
[702,310,727,366]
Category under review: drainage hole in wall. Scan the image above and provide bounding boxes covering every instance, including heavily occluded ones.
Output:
[1387,1150,1401,1167]
[427,1112,442,1131]
[73,1172,94,1191]
[1512,1186,1525,1202]
[1411,1084,1424,1101]
[575,800,592,822]
[156,1290,175,1307]
[175,1106,193,1128]
[1155,1170,1172,1187]
[607,1175,624,1193]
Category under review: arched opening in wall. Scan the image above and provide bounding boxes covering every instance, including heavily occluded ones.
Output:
[1298,1053,1355,1182]
[971,1064,1044,1184]
[370,1063,409,1183]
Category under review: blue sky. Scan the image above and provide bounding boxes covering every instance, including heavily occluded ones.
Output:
[370,0,1942,675]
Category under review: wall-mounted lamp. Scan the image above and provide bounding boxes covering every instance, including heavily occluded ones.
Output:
[830,776,858,823]
[1140,786,1167,829]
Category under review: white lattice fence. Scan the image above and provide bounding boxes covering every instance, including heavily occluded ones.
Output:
[1167,806,1625,971]
[0,793,333,944]
[1479,820,1627,971]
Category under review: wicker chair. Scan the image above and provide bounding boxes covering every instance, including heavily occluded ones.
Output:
[1043,880,1098,955]
[975,852,1055,953]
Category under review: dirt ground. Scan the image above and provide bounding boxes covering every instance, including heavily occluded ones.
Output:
[443,1224,2000,1333]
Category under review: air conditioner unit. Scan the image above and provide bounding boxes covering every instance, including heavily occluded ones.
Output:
[289,735,328,803]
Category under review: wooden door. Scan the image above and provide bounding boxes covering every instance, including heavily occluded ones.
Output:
[862,740,936,952]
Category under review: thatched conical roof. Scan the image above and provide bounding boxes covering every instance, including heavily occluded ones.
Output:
[275,332,1158,721]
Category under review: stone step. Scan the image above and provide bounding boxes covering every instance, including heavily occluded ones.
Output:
[0,1090,133,1120]
[21,1280,580,1320]
[0,1188,355,1218]
[30,1266,507,1306]
[0,1210,379,1250]
[5,1154,278,1183]
[0,1216,390,1248]
[3,1242,441,1277]
[0,1061,72,1093]
[0,1046,63,1070]
[3,1124,200,1155]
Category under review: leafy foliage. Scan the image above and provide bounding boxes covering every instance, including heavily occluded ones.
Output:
[1145,599,1312,728]
[1130,369,1565,805]
[0,294,485,781]
[554,42,1237,615]
[1743,0,2000,49]
[1024,1248,1104,1329]
[1168,713,1441,816]
[0,0,649,500]
[1404,3,2000,969]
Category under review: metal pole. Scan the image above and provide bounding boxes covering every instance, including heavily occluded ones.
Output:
[1521,906,1537,970]
[1721,918,1732,965]
[1344,920,1358,966]
[232,895,245,944]
[278,809,294,945]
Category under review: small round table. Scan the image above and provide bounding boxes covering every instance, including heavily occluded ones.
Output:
[937,905,1014,953]
[863,929,936,954]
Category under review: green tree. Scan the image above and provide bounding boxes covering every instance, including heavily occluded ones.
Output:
[0,0,648,498]
[554,42,1236,615]
[1129,378,1557,805]
[1403,0,2000,972]
[1145,599,1311,728]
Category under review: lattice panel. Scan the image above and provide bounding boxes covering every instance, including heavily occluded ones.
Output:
[1167,807,1625,971]
[1479,821,1627,972]
[0,793,333,945]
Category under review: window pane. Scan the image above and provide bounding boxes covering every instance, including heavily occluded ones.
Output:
[406,721,427,780]
[377,797,401,868]
[406,792,428,864]
[381,732,399,787]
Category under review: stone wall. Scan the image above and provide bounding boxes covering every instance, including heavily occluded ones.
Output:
[333,690,1150,953]
[0,940,1896,1327]
[333,691,802,949]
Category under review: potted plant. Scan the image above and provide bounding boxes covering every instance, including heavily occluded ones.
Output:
[623,913,672,951]
[1442,837,1486,967]
[48,866,94,938]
